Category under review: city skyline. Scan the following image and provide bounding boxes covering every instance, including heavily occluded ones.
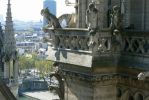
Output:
[0,0,75,22]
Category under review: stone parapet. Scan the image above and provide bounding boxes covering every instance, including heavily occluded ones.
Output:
[47,28,149,70]
[45,28,149,99]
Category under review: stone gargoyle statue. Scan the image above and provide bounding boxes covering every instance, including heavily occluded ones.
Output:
[110,5,122,32]
[138,72,149,80]
[41,7,61,29]
[86,2,98,36]
[58,14,76,28]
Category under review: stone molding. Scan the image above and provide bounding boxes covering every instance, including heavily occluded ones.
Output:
[58,68,149,90]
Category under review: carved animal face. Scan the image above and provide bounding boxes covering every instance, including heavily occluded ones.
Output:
[138,72,145,80]
[41,9,45,16]
[41,8,50,17]
[88,3,95,11]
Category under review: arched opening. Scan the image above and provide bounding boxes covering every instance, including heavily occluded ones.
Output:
[137,94,143,100]
[120,90,134,100]
[116,88,122,98]
[129,96,134,100]
[49,73,64,100]
[135,93,144,100]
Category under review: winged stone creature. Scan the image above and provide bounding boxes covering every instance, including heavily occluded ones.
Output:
[41,7,61,28]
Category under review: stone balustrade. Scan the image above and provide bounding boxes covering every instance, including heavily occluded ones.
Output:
[48,28,90,51]
[3,78,18,87]
[47,28,112,53]
[47,28,149,69]
[3,78,9,84]
[47,28,149,55]
[8,78,18,86]
[122,31,149,56]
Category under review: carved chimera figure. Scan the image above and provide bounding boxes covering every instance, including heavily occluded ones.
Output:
[86,2,98,48]
[110,5,122,32]
[41,8,61,28]
[86,2,98,35]
[58,14,76,28]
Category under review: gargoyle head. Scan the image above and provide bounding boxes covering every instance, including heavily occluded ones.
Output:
[41,7,50,16]
[138,72,145,80]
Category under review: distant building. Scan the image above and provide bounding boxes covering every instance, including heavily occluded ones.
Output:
[16,42,36,53]
[43,0,56,26]
[13,20,42,31]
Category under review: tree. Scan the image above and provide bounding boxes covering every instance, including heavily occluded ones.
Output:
[35,60,53,80]
[18,54,35,74]
[18,53,53,79]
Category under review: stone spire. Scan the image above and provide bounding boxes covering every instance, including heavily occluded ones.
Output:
[4,0,16,57]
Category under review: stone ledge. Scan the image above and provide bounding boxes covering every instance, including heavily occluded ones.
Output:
[47,47,92,67]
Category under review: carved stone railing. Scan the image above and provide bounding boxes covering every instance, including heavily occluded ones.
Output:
[92,30,112,54]
[47,28,112,53]
[46,28,116,67]
[122,31,149,56]
[3,78,18,87]
[118,31,149,70]
[8,78,18,86]
[48,28,90,52]
[3,78,9,84]
[48,28,149,56]
[47,28,149,69]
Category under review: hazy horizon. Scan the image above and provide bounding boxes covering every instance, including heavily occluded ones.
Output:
[0,0,75,22]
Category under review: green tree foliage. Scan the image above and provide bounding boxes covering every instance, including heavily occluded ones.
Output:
[35,60,53,78]
[18,55,31,70]
[18,53,53,78]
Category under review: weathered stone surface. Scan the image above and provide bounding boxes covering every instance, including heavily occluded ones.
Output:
[45,0,149,100]
[47,47,92,67]
[64,77,93,100]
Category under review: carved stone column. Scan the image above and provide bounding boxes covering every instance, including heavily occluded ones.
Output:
[93,0,110,29]
[13,60,18,80]
[77,0,87,28]
[122,0,131,28]
[4,62,10,79]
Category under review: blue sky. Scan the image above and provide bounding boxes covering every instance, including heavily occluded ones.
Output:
[0,0,75,21]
